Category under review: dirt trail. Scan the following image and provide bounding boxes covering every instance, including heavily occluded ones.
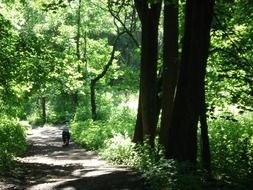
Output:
[0,125,149,190]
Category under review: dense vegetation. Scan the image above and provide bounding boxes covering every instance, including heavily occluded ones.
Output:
[0,0,252,189]
[0,117,27,172]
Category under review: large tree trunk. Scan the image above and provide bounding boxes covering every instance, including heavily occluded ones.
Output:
[169,0,215,163]
[133,0,161,147]
[133,95,143,143]
[159,0,179,157]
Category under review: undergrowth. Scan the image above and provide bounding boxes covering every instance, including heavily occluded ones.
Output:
[71,108,253,189]
[71,107,135,150]
[0,116,27,173]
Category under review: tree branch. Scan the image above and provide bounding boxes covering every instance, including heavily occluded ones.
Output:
[91,32,124,84]
[107,0,139,47]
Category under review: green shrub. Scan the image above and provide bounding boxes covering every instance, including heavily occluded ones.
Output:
[100,133,137,165]
[209,112,253,177]
[0,116,27,173]
[107,107,135,136]
[27,112,44,126]
[74,106,91,121]
[132,140,180,190]
[71,119,112,150]
[71,106,136,150]
[100,135,177,189]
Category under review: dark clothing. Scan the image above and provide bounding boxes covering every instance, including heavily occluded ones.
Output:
[62,129,70,146]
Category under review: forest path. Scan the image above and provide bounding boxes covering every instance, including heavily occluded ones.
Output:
[1,125,148,190]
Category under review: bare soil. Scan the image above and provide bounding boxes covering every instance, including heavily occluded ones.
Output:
[0,125,149,190]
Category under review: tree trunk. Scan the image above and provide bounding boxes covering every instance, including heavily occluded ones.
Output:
[90,80,97,120]
[72,0,82,110]
[159,0,179,157]
[89,33,123,120]
[200,82,211,171]
[41,96,46,124]
[133,0,161,147]
[72,93,78,108]
[133,95,143,143]
[169,0,215,163]
[76,0,81,62]
[133,75,162,144]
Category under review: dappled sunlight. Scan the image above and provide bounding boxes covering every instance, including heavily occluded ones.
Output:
[0,125,147,190]
[119,94,138,111]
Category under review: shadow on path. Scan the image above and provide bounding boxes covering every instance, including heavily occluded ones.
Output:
[55,171,148,190]
[0,125,150,190]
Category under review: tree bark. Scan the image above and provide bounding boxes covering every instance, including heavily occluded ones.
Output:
[133,0,162,147]
[41,96,46,124]
[133,94,143,143]
[159,0,179,157]
[169,0,215,163]
[90,80,97,120]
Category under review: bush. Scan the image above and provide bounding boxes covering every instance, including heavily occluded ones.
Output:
[74,106,91,121]
[0,116,27,173]
[100,133,136,165]
[101,135,208,190]
[106,107,135,136]
[133,140,181,190]
[71,119,111,150]
[71,106,136,150]
[209,112,253,177]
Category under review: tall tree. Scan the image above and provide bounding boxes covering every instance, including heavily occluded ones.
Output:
[133,0,162,147]
[169,0,215,163]
[159,0,180,154]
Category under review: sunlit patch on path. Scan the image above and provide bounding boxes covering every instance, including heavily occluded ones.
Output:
[0,125,149,190]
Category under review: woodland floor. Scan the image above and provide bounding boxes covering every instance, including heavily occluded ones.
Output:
[0,125,149,190]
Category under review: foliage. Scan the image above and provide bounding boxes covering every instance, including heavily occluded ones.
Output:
[207,0,253,112]
[74,97,92,121]
[46,93,77,124]
[0,13,21,116]
[133,141,178,190]
[100,133,136,165]
[100,135,205,190]
[0,0,252,189]
[100,135,175,189]
[0,116,27,173]
[209,112,253,177]
[27,113,45,126]
[90,111,253,189]
[71,103,136,149]
[71,119,111,150]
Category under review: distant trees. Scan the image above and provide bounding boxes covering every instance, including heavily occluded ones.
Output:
[133,0,215,167]
[1,0,136,122]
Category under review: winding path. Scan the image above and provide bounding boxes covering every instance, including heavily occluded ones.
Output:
[0,125,149,190]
